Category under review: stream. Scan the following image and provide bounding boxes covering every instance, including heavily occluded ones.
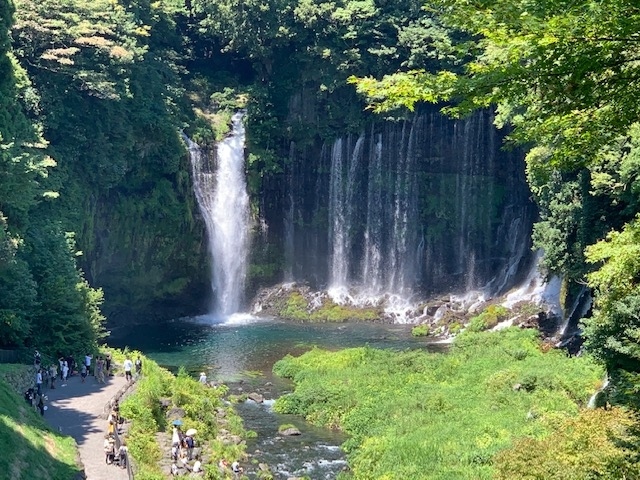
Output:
[109,316,446,479]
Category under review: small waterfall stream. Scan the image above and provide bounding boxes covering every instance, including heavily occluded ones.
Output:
[184,113,250,316]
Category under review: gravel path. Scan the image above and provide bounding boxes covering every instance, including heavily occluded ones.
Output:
[43,373,130,480]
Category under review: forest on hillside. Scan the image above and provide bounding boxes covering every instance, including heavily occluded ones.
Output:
[1,0,640,401]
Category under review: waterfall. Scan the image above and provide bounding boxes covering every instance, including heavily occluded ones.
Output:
[184,113,250,316]
[279,108,535,315]
[329,134,366,289]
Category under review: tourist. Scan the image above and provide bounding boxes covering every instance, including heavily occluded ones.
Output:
[37,394,45,416]
[107,409,117,435]
[62,360,69,383]
[80,363,87,383]
[58,356,65,380]
[232,460,243,475]
[84,353,92,376]
[66,355,76,377]
[184,434,194,460]
[49,363,57,389]
[171,426,182,461]
[198,371,207,384]
[35,368,43,395]
[96,356,105,384]
[104,435,116,464]
[123,356,133,382]
[105,353,112,376]
[116,442,128,469]
[135,356,142,376]
[34,350,41,367]
[24,388,35,406]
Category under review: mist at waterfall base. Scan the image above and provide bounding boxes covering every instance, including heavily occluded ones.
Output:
[109,320,445,479]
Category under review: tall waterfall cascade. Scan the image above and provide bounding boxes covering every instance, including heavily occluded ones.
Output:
[184,113,250,317]
[281,109,537,317]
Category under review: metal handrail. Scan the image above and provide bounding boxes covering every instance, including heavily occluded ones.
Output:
[113,420,134,479]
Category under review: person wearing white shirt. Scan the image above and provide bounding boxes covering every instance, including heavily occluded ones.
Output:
[123,357,133,382]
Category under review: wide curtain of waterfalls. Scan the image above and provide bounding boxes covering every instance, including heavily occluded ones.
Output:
[185,113,250,316]
[273,109,536,301]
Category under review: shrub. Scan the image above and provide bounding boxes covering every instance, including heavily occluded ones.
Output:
[411,324,430,337]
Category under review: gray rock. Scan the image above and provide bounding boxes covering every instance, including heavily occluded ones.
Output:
[248,392,264,403]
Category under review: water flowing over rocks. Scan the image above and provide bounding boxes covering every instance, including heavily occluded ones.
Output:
[251,277,564,341]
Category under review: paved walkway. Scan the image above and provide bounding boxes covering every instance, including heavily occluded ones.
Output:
[43,374,130,480]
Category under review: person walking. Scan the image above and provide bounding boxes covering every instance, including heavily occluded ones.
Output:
[105,353,112,376]
[104,435,116,464]
[84,353,92,376]
[49,363,57,389]
[123,356,133,382]
[35,369,43,395]
[37,394,45,416]
[80,363,87,383]
[62,360,69,383]
[135,356,142,377]
[96,357,105,384]
[58,357,65,380]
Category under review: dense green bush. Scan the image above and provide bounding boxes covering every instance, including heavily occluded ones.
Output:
[411,324,430,337]
[466,305,511,332]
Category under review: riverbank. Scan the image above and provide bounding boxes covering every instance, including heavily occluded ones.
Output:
[272,327,639,479]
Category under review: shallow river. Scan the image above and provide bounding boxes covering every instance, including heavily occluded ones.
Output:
[109,316,445,479]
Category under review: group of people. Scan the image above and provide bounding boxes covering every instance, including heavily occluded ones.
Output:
[122,355,142,382]
[94,354,113,384]
[24,386,47,416]
[103,402,128,468]
[170,425,205,476]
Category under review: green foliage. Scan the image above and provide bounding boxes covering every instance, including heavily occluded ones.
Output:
[493,408,639,480]
[411,324,430,337]
[273,329,604,479]
[466,304,510,332]
[278,292,379,322]
[582,219,640,370]
[0,367,82,479]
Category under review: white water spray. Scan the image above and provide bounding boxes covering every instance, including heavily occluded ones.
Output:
[184,113,250,316]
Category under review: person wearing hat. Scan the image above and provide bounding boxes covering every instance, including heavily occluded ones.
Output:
[198,372,207,384]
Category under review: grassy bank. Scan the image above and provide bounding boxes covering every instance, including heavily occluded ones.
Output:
[0,365,82,480]
[109,349,251,480]
[272,328,629,479]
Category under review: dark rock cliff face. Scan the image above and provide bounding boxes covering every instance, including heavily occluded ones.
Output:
[253,106,537,301]
[80,102,536,324]
[77,152,211,325]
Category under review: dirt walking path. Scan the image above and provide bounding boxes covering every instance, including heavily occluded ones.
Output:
[43,373,130,480]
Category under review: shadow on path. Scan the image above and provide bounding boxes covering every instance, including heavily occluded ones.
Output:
[44,374,130,480]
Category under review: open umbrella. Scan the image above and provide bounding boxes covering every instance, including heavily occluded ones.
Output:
[172,419,183,427]
[185,428,197,436]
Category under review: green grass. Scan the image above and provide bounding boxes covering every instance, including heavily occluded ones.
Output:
[0,365,81,480]
[273,328,606,479]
